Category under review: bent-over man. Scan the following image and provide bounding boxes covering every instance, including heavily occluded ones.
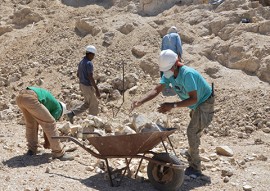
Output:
[131,49,214,177]
[16,86,74,161]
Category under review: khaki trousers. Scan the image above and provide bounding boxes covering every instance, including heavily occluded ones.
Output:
[73,84,99,116]
[187,96,215,171]
[16,90,64,158]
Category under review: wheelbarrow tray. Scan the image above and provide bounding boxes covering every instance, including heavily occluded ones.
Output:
[52,128,186,190]
[87,128,176,156]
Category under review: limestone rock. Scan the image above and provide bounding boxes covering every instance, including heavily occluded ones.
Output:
[139,0,180,16]
[12,6,43,27]
[131,45,147,58]
[131,114,151,132]
[0,25,13,36]
[139,58,159,77]
[216,146,234,157]
[103,31,115,46]
[75,18,101,36]
[115,125,136,135]
[243,185,252,191]
[58,122,71,135]
[117,22,135,34]
[140,122,162,133]
[111,73,138,91]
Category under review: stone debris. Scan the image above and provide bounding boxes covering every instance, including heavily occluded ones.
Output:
[140,122,162,133]
[256,154,268,161]
[85,166,95,171]
[200,155,211,162]
[209,153,219,161]
[58,123,72,135]
[223,176,230,183]
[57,113,170,139]
[243,184,252,191]
[216,146,234,157]
[45,167,50,173]
[12,6,44,27]
[75,18,101,36]
[115,125,136,135]
[131,114,151,132]
[221,168,234,177]
[117,22,135,35]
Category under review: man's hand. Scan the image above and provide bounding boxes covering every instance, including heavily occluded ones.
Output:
[131,101,142,112]
[130,84,164,113]
[157,102,173,113]
[95,90,100,99]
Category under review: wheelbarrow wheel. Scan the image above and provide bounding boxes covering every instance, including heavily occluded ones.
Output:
[147,153,184,191]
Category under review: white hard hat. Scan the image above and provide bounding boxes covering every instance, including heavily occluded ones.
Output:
[86,45,96,54]
[59,102,67,117]
[167,26,178,34]
[158,49,178,72]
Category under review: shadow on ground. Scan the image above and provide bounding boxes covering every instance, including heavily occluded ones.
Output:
[2,153,211,191]
[2,153,51,168]
[61,0,113,8]
[47,170,211,191]
[180,175,212,191]
[48,171,155,191]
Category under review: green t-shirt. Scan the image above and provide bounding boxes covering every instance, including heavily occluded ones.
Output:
[27,87,62,120]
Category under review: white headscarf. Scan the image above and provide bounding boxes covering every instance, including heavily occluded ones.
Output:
[167,26,178,34]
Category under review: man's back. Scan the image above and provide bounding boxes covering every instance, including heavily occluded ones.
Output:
[78,56,93,86]
[26,86,62,120]
[161,33,182,56]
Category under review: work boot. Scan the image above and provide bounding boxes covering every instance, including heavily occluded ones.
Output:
[185,166,202,177]
[55,153,74,161]
[26,149,35,156]
[66,111,74,124]
[26,149,44,156]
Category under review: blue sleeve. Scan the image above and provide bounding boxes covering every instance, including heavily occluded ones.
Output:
[160,75,166,84]
[176,35,182,56]
[161,37,165,50]
[86,61,93,75]
[160,75,170,88]
[183,72,197,93]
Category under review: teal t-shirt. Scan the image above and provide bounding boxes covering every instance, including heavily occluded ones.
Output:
[27,87,62,120]
[160,66,212,109]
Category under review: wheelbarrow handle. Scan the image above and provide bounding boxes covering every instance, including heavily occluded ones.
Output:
[51,136,106,159]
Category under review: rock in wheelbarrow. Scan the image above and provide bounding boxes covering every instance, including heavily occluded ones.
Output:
[147,153,184,191]
[58,122,71,135]
[140,122,162,133]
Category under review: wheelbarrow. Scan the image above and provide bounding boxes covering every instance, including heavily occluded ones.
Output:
[52,128,186,191]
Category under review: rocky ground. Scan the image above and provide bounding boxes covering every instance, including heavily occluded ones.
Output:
[0,0,270,191]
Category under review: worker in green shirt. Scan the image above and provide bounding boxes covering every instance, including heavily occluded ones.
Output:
[16,87,74,161]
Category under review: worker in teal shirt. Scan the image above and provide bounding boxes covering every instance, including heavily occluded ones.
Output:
[131,50,214,177]
[160,65,212,109]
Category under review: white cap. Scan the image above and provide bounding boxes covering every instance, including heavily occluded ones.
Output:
[59,102,67,117]
[167,26,178,34]
[158,49,178,72]
[86,45,96,54]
